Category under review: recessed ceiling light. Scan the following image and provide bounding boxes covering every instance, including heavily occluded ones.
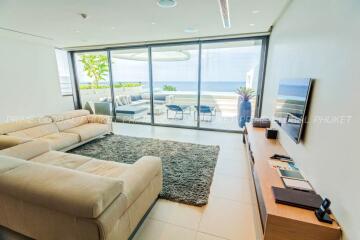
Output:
[249,23,255,27]
[157,0,177,8]
[111,26,116,30]
[151,22,156,25]
[75,30,81,33]
[252,10,260,14]
[184,27,198,33]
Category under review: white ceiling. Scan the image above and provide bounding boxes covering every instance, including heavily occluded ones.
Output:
[0,0,289,48]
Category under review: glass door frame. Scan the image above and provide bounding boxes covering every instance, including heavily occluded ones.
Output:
[70,35,269,133]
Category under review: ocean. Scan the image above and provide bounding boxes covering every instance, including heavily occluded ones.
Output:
[278,84,309,98]
[142,81,246,92]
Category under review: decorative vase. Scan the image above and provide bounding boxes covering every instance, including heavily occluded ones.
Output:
[238,98,252,128]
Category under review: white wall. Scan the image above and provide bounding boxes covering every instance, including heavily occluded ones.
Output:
[0,30,74,122]
[262,0,360,239]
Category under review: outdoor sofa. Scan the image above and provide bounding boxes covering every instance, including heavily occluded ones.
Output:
[93,94,174,121]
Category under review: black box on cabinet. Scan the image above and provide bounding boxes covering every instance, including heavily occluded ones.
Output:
[266,129,278,139]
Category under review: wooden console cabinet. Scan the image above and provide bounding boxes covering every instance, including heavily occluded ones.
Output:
[243,124,341,240]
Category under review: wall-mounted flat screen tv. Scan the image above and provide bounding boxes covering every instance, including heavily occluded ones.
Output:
[274,78,313,143]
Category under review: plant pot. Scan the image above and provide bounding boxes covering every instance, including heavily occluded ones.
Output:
[238,99,252,128]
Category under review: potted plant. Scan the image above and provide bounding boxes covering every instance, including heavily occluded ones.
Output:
[236,87,255,128]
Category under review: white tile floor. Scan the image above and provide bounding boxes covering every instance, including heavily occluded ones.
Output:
[112,123,262,240]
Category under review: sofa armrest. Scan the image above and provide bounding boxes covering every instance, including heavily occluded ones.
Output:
[0,140,50,160]
[87,114,112,132]
[118,156,162,206]
[0,157,123,219]
[0,135,31,150]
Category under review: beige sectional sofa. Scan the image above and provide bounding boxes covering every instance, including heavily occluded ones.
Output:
[0,110,112,151]
[0,111,163,240]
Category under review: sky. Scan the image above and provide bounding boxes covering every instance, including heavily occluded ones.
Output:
[76,45,262,84]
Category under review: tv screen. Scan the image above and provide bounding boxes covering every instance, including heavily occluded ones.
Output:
[274,78,313,143]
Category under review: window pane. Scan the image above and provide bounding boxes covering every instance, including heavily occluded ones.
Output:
[55,49,72,96]
[74,52,112,115]
[111,48,150,123]
[200,40,263,130]
[151,44,199,127]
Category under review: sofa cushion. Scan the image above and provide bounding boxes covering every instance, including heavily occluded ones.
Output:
[38,132,80,150]
[0,140,51,160]
[7,123,59,139]
[0,117,52,135]
[76,159,130,178]
[0,135,31,150]
[63,123,109,141]
[49,110,90,122]
[0,156,124,219]
[55,116,89,132]
[0,155,26,174]
[30,151,92,169]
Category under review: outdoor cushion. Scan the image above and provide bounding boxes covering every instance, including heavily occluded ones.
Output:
[0,117,52,135]
[7,123,59,139]
[64,123,109,141]
[116,106,148,115]
[119,96,128,105]
[154,94,167,101]
[131,95,142,102]
[126,96,132,104]
[38,132,80,150]
[115,96,124,106]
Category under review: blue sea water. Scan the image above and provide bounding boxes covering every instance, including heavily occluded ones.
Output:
[278,84,309,98]
[142,81,246,92]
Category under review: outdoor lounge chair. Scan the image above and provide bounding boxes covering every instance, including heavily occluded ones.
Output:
[194,105,216,122]
[166,104,190,120]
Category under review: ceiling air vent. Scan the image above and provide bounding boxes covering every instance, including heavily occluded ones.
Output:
[218,0,231,28]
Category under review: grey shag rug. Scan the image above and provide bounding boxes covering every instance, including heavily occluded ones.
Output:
[69,135,220,206]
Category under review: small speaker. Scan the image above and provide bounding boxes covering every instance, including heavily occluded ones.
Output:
[266,128,278,139]
[252,118,271,128]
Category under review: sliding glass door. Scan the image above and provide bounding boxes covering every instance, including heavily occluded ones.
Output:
[74,51,112,115]
[200,40,263,130]
[72,37,267,132]
[151,44,199,127]
[110,48,151,123]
